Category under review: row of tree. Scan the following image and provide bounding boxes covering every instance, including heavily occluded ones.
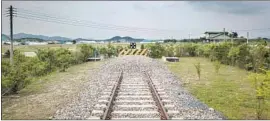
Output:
[146,41,270,72]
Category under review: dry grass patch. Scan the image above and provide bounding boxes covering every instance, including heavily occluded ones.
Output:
[1,61,103,119]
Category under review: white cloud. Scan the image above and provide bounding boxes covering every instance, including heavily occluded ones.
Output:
[2,1,270,39]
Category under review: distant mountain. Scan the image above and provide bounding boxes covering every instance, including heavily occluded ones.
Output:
[1,34,10,41]
[74,38,94,41]
[107,36,144,42]
[12,33,72,41]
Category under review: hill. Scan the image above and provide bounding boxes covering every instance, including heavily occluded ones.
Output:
[1,34,10,41]
[11,33,72,41]
[2,33,146,43]
[106,36,144,42]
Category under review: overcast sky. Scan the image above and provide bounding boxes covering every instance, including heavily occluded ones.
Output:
[2,1,270,40]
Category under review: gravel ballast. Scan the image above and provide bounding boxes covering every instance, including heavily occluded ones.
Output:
[53,56,226,119]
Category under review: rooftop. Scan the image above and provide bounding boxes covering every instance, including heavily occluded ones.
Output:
[204,31,229,34]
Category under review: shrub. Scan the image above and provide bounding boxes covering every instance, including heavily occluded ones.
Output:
[116,45,124,55]
[2,50,31,94]
[27,57,49,76]
[36,49,57,72]
[55,48,73,72]
[251,44,269,72]
[163,44,174,57]
[107,43,117,58]
[3,49,19,58]
[183,43,198,57]
[248,70,270,119]
[78,44,94,62]
[148,43,165,58]
[141,44,145,49]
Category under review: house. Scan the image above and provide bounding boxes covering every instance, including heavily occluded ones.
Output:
[202,31,231,42]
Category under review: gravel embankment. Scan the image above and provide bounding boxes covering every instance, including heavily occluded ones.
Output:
[54,56,226,119]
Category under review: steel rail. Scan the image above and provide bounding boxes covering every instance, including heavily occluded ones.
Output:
[102,71,123,120]
[145,71,170,120]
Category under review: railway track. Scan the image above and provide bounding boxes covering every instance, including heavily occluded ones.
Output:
[88,67,181,120]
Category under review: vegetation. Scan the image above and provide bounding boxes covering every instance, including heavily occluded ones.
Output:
[194,62,201,80]
[148,43,165,58]
[248,70,270,119]
[214,60,221,74]
[166,57,270,119]
[2,61,103,120]
[1,44,98,95]
[143,41,270,72]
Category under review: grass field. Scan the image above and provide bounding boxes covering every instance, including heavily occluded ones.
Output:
[165,57,270,120]
[1,61,103,119]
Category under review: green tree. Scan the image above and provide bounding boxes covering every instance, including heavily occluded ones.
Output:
[79,44,94,62]
[141,44,145,49]
[55,48,72,72]
[72,40,76,44]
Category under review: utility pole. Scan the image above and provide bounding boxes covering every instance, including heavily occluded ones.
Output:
[189,33,191,41]
[7,5,16,65]
[247,32,249,44]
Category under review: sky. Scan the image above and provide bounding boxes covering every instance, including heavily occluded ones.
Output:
[2,1,270,40]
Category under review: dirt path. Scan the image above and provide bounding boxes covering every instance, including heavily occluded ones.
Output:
[1,61,103,120]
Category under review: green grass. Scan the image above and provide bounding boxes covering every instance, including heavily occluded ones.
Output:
[1,61,104,119]
[165,57,270,119]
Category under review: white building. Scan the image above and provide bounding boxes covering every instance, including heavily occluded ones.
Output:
[65,42,73,44]
[27,42,48,45]
[78,41,96,44]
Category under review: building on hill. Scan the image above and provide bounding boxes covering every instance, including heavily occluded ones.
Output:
[202,31,231,42]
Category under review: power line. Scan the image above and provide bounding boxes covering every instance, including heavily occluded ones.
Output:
[16,12,181,36]
[15,15,173,36]
[16,7,183,33]
[10,7,270,38]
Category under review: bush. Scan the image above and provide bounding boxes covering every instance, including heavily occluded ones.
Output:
[251,44,269,72]
[183,43,198,57]
[164,44,175,57]
[2,51,31,94]
[3,49,19,58]
[248,70,270,119]
[141,44,145,49]
[78,44,94,62]
[55,48,73,72]
[27,57,49,76]
[148,43,165,58]
[36,49,57,72]
[70,51,84,65]
[107,43,117,58]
